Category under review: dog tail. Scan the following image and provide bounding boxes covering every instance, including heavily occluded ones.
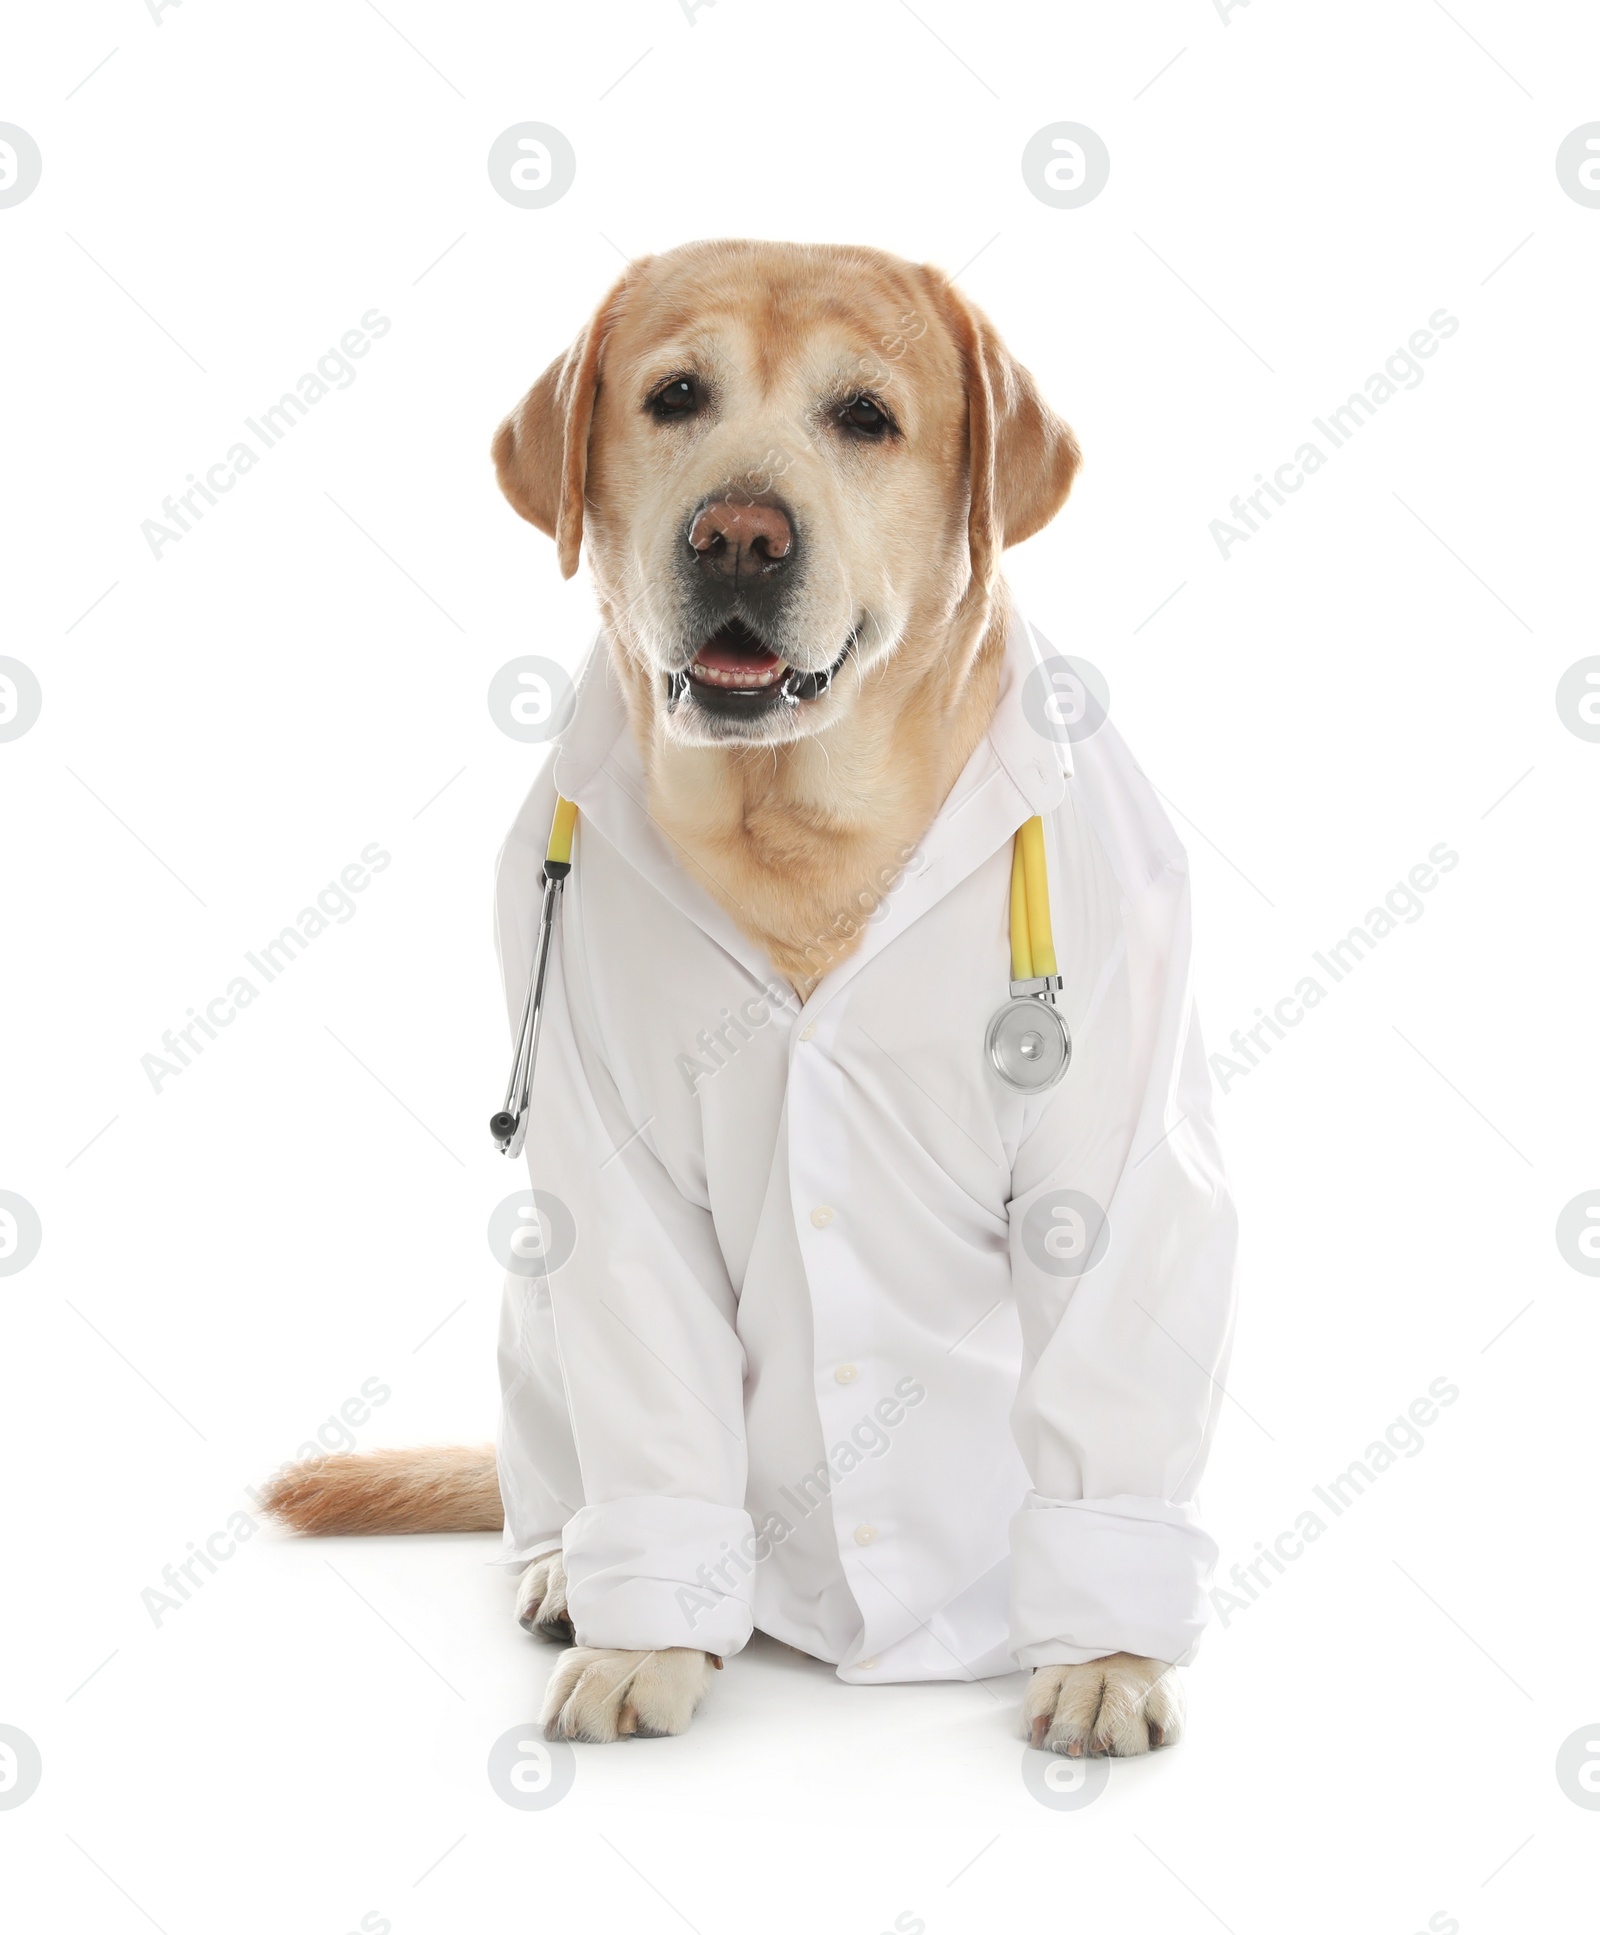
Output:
[260,1445,503,1536]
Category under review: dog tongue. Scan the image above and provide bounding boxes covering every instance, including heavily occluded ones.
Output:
[695,634,782,673]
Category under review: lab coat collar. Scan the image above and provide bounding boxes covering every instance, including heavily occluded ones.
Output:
[541,606,1072,996]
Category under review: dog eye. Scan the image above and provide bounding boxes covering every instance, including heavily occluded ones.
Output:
[648,376,701,420]
[839,394,893,438]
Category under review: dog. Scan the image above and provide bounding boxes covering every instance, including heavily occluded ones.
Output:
[265,239,1236,1759]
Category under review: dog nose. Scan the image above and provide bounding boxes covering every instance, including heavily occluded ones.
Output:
[686,495,794,579]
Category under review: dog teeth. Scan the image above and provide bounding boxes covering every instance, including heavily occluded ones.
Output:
[689,662,784,689]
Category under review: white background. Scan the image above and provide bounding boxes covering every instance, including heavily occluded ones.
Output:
[3,1,1598,1930]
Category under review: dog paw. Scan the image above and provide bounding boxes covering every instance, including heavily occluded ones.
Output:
[540,1647,715,1743]
[1022,1653,1184,1758]
[514,1551,574,1642]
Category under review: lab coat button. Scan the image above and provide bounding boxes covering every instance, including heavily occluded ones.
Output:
[853,1524,877,1546]
[834,1363,858,1385]
[799,1021,817,1042]
[857,1657,878,1671]
[810,1205,834,1228]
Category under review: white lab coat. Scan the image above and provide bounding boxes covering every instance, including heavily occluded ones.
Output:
[493,613,1237,1682]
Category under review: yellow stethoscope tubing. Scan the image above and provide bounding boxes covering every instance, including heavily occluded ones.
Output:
[545,794,578,870]
[1009,815,1057,982]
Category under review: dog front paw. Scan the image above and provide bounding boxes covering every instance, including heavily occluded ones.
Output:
[541,1646,715,1742]
[514,1551,573,1642]
[1022,1653,1184,1758]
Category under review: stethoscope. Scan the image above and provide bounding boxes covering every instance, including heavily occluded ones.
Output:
[490,798,1069,1155]
[489,796,577,1157]
[987,811,1073,1093]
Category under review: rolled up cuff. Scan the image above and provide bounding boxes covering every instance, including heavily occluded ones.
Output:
[562,1495,757,1657]
[1009,1492,1218,1668]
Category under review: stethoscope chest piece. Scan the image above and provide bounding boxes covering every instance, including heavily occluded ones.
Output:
[987,980,1071,1093]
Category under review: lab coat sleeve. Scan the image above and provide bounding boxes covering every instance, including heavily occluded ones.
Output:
[495,829,756,1660]
[1006,843,1237,1670]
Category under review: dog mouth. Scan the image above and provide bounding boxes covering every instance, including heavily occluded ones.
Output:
[666,618,858,716]
[687,619,788,691]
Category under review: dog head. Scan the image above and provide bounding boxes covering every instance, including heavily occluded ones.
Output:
[493,240,1079,749]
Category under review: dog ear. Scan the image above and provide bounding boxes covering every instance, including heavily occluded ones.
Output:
[491,269,633,579]
[924,271,1081,593]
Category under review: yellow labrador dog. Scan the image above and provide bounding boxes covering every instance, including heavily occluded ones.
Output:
[266,240,1187,1758]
